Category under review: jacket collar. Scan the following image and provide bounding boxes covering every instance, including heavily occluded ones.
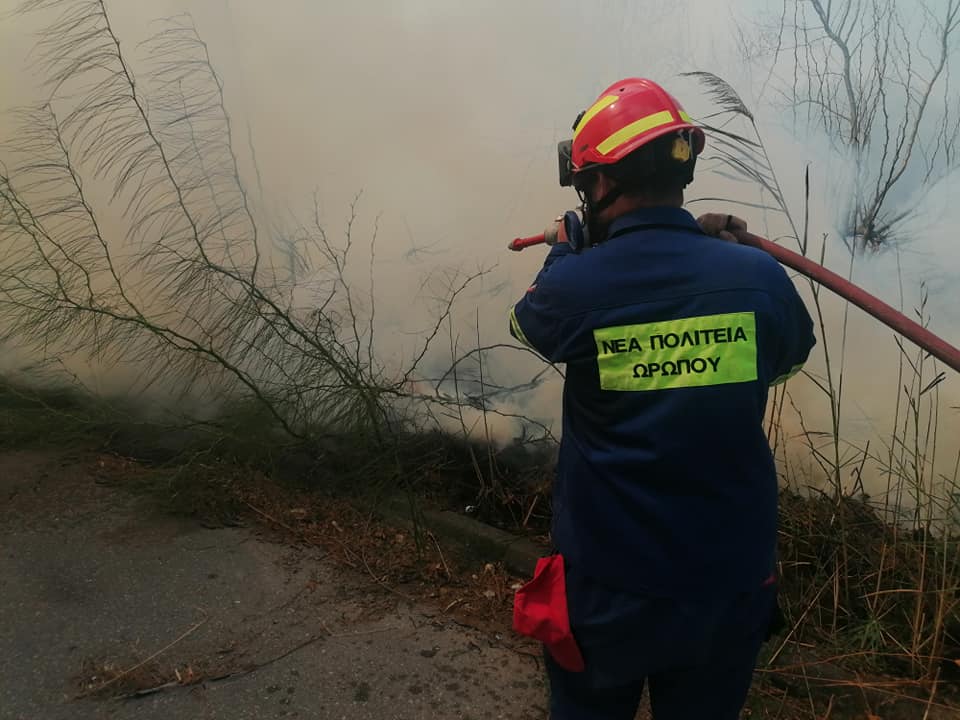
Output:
[606,206,702,238]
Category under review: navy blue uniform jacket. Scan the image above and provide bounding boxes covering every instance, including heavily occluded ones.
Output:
[509,207,816,598]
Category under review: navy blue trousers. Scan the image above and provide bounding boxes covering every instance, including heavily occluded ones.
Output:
[545,570,777,720]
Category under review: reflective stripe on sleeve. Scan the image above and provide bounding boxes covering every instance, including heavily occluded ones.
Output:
[770,363,805,386]
[510,307,534,349]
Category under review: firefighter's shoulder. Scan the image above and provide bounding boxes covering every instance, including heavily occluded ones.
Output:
[708,239,792,291]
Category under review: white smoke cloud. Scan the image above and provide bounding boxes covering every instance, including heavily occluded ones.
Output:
[1,0,958,497]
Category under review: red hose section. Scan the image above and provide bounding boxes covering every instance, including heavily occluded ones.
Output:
[734,231,960,374]
[508,230,960,374]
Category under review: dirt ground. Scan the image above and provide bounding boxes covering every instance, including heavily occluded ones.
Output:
[0,448,557,720]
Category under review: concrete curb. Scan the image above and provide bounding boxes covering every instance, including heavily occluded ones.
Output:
[368,493,547,578]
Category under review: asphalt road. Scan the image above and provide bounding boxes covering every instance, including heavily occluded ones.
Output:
[0,449,549,720]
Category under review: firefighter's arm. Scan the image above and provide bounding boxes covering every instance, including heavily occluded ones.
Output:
[769,263,817,386]
[508,243,575,362]
[701,212,815,382]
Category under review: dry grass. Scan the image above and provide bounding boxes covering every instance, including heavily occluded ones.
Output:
[231,472,533,640]
[769,492,960,716]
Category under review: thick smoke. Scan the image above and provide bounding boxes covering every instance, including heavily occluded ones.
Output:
[1,0,958,500]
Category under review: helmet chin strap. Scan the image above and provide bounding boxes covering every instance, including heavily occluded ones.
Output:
[577,184,623,247]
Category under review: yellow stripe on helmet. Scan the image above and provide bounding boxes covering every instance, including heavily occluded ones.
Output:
[679,110,693,123]
[596,110,675,156]
[573,95,620,141]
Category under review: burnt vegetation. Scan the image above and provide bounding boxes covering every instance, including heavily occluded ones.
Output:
[0,0,553,507]
[756,0,960,252]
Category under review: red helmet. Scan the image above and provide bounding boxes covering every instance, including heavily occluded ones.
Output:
[570,78,705,175]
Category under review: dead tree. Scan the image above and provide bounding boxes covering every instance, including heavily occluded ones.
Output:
[763,0,960,251]
[0,1,552,454]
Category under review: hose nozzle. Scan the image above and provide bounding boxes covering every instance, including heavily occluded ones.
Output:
[508,216,564,251]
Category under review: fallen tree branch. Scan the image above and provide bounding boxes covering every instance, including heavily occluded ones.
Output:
[77,616,208,699]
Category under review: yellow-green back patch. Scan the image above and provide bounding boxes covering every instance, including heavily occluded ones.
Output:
[593,312,758,391]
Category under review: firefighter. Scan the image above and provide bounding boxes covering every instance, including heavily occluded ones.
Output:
[509,78,816,719]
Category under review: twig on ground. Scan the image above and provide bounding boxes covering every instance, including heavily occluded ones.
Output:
[78,616,208,698]
[428,530,452,580]
[359,548,416,603]
[116,632,325,700]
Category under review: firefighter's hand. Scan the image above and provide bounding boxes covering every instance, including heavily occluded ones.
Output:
[697,213,747,243]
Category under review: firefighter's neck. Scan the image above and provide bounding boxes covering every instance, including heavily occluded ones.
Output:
[591,176,683,224]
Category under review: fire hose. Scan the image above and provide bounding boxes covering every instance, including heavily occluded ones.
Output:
[508,226,960,375]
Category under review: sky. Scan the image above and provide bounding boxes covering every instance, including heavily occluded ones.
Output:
[1,0,958,500]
